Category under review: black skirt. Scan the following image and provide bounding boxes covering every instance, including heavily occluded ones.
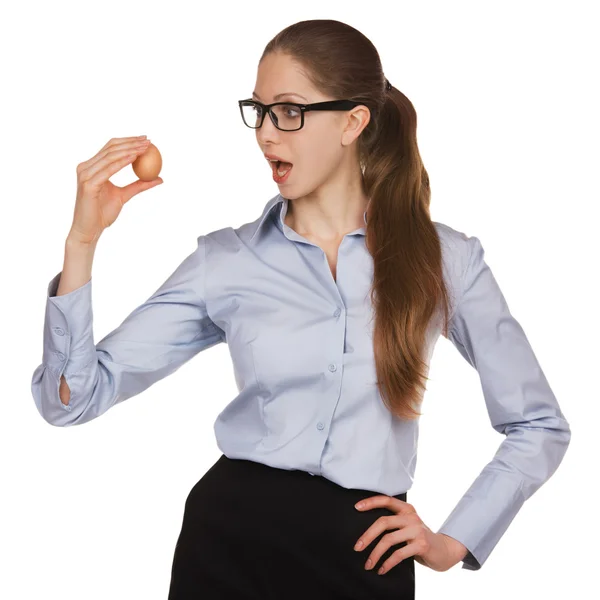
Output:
[168,454,415,599]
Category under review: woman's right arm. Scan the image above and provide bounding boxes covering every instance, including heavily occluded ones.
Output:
[56,237,98,406]
[31,135,226,426]
[32,234,226,427]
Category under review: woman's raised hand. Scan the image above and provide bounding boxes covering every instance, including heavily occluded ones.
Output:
[69,135,163,245]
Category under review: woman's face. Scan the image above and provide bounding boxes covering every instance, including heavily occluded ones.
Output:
[252,52,369,200]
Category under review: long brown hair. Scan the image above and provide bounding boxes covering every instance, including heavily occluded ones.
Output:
[261,19,452,421]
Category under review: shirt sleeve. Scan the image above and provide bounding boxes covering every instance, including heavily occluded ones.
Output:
[436,233,571,570]
[31,234,225,427]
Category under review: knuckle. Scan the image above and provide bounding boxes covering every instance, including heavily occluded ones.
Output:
[77,163,91,179]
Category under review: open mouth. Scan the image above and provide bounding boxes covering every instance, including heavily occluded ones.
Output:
[270,159,293,177]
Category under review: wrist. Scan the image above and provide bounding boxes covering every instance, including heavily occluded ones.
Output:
[66,233,99,250]
[438,533,469,563]
[67,224,103,247]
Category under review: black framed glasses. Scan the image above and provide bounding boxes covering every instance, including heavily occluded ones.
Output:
[238,98,364,131]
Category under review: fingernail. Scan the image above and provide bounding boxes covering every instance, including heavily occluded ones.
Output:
[356,502,364,509]
[354,540,363,550]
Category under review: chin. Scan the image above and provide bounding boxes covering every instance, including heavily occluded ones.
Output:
[278,187,302,200]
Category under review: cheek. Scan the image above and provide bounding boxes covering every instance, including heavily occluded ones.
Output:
[300,141,339,180]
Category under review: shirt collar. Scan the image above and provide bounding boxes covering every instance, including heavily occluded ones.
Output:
[249,193,368,241]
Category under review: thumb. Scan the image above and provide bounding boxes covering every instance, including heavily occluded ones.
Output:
[122,177,164,202]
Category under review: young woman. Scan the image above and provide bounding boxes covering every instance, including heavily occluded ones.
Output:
[32,19,571,600]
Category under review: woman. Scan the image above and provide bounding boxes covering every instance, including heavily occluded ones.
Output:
[32,19,571,600]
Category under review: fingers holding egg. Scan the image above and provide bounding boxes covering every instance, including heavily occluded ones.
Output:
[132,142,162,181]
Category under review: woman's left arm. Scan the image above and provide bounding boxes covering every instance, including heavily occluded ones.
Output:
[351,231,571,575]
[435,232,572,570]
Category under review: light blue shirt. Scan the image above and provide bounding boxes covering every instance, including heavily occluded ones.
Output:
[31,192,571,571]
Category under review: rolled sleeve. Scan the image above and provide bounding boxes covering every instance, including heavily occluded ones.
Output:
[437,233,572,570]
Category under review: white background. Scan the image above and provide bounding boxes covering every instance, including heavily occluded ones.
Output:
[2,0,597,598]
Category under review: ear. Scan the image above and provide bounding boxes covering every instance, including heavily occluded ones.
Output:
[341,105,371,146]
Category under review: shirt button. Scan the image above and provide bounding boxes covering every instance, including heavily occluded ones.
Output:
[328,363,337,372]
[333,308,341,317]
[53,327,65,336]
[56,352,65,361]
[317,422,325,430]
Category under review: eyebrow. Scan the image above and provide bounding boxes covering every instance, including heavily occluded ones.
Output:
[252,91,308,102]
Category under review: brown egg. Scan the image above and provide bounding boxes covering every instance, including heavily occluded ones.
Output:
[132,142,162,181]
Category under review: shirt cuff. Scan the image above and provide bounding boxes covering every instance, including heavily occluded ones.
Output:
[436,469,525,570]
[42,271,96,375]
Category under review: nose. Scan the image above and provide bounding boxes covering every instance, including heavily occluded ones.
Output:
[255,109,281,145]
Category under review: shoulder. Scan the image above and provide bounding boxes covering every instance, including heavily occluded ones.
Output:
[432,220,472,279]
[198,196,279,258]
[200,227,239,255]
[199,222,258,260]
[195,217,264,267]
[432,221,486,323]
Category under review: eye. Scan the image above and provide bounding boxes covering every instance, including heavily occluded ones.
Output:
[283,105,300,118]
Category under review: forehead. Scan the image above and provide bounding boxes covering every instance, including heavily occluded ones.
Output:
[253,53,312,102]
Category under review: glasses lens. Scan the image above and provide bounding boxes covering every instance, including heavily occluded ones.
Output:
[271,104,302,131]
[240,102,302,131]
[241,102,263,128]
